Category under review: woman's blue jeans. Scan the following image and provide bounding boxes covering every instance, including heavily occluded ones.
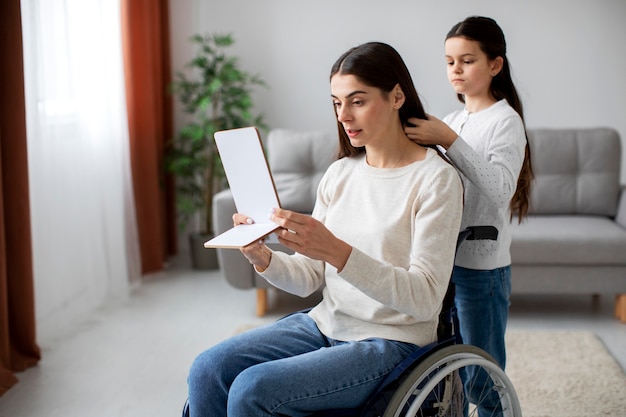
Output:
[187,313,420,417]
[452,265,511,417]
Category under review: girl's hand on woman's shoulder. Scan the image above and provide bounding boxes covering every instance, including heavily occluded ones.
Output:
[405,114,458,149]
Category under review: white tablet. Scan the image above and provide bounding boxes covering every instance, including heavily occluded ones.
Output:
[204,127,281,248]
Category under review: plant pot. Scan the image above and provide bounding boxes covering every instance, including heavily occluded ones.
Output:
[188,233,219,270]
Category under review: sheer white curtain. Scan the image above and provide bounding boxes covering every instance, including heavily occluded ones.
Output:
[21,0,140,340]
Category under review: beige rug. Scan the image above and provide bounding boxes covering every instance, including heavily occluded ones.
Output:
[506,330,626,417]
[233,326,626,416]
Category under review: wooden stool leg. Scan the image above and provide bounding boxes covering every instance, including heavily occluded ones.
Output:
[615,294,626,323]
[256,288,268,317]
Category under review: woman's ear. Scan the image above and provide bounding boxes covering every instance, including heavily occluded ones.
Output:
[491,56,504,77]
[393,84,405,109]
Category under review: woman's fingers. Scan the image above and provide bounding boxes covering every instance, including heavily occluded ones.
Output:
[232,213,254,226]
[275,227,300,246]
[270,208,307,231]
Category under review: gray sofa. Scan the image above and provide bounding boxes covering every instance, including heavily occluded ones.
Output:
[509,128,626,322]
[213,127,626,320]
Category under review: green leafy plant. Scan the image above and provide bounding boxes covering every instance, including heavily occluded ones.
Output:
[166,33,267,236]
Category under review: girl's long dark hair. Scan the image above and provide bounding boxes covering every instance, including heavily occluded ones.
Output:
[330,42,427,159]
[448,16,533,223]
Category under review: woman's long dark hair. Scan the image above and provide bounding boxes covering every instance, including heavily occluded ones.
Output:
[330,42,427,159]
[448,16,533,222]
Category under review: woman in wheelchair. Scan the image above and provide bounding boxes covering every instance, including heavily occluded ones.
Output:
[186,42,464,417]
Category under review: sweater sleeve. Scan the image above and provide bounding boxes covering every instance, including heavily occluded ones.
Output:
[259,251,325,297]
[336,165,463,321]
[446,115,526,208]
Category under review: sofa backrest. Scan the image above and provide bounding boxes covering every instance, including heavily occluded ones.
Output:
[266,129,337,213]
[527,127,621,216]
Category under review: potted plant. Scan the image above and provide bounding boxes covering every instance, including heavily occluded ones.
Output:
[166,33,267,269]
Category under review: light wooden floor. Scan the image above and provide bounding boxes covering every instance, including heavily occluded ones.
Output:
[0,254,624,417]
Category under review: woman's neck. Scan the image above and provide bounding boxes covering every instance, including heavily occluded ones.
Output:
[366,135,426,168]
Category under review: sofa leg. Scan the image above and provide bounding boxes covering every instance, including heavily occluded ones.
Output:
[591,293,600,309]
[256,288,268,317]
[615,294,626,323]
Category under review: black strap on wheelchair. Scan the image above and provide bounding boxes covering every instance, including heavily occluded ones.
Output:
[458,225,498,246]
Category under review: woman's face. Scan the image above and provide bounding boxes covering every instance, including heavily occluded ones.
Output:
[444,36,502,99]
[330,73,399,149]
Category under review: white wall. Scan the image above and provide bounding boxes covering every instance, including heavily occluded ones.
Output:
[170,0,626,183]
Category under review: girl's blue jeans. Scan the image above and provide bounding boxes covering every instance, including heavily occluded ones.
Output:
[452,265,511,417]
[187,312,420,417]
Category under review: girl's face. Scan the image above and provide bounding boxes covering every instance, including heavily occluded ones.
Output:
[444,36,502,100]
[330,73,400,149]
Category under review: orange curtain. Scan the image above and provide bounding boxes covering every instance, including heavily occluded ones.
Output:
[121,0,177,273]
[0,0,42,396]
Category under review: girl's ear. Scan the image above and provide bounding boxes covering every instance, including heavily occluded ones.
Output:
[393,84,406,109]
[491,56,504,77]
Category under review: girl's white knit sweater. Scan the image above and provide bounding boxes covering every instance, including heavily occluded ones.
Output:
[444,99,526,270]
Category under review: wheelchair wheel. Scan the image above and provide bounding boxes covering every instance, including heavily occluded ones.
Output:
[382,344,521,417]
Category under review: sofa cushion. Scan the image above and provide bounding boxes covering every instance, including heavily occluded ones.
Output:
[527,128,621,216]
[266,129,337,213]
[510,215,626,265]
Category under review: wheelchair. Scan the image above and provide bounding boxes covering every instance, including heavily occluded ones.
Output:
[182,226,522,417]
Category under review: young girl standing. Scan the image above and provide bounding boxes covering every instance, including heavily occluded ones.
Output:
[405,15,532,415]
